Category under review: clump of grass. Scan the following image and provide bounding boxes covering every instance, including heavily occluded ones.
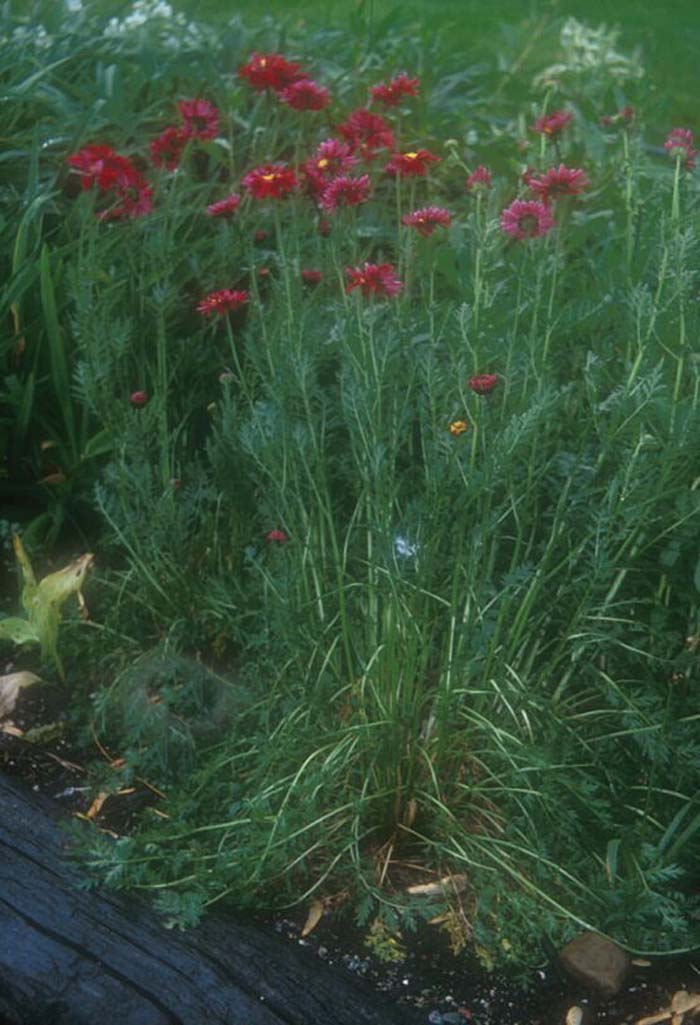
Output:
[3,0,700,975]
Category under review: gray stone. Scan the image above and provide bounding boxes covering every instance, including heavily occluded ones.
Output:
[558,932,630,998]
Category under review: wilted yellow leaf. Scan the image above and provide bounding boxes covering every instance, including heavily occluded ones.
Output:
[300,900,325,937]
[406,873,468,896]
[85,791,109,820]
[0,671,42,719]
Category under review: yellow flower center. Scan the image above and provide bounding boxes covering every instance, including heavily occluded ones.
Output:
[317,158,329,169]
[449,420,469,436]
[261,173,277,182]
[405,152,419,159]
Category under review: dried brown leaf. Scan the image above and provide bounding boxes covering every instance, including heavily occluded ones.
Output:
[300,900,325,937]
[0,671,42,719]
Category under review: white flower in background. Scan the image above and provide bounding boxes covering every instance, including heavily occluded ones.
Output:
[12,23,52,48]
[65,0,83,11]
[394,535,419,560]
[533,18,644,88]
[103,0,210,48]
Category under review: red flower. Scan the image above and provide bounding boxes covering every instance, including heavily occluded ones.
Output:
[665,128,696,169]
[528,164,590,203]
[346,262,403,298]
[370,72,420,107]
[468,374,499,395]
[338,109,395,160]
[402,206,452,236]
[254,229,269,242]
[601,105,635,128]
[303,139,358,196]
[279,79,331,111]
[533,110,573,139]
[467,165,493,191]
[301,269,323,284]
[243,163,299,200]
[500,199,555,240]
[239,52,304,92]
[67,145,140,191]
[197,289,250,316]
[98,180,154,221]
[178,99,220,140]
[266,529,289,544]
[318,217,332,237]
[385,149,440,177]
[150,126,189,170]
[206,193,242,217]
[319,173,372,212]
[130,390,149,408]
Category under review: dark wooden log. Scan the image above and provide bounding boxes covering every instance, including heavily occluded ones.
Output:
[0,772,423,1025]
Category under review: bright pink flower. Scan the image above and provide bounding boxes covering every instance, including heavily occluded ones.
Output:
[130,390,149,408]
[370,72,420,107]
[206,193,242,217]
[243,163,299,200]
[402,206,452,236]
[301,269,323,284]
[500,199,555,240]
[319,173,372,212]
[467,165,493,191]
[665,128,696,169]
[346,262,403,298]
[533,110,573,139]
[178,99,220,140]
[468,374,499,395]
[528,164,590,203]
[150,126,189,170]
[239,52,304,92]
[266,529,289,543]
[385,149,441,177]
[338,109,395,160]
[279,78,331,111]
[197,289,250,316]
[67,145,140,191]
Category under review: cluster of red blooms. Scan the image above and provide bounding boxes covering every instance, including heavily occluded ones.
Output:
[239,51,331,112]
[67,144,153,220]
[664,128,696,170]
[150,98,221,171]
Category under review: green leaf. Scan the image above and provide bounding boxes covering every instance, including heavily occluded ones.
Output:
[0,617,39,647]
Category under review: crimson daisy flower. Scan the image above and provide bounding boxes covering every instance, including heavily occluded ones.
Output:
[346,262,403,298]
[467,165,493,191]
[533,110,573,139]
[468,374,500,395]
[303,139,358,197]
[665,128,696,169]
[178,99,220,140]
[279,78,331,111]
[67,145,140,191]
[370,72,420,107]
[243,163,299,200]
[500,199,555,240]
[98,180,154,221]
[338,109,395,161]
[319,173,372,212]
[150,126,189,170]
[385,149,441,177]
[402,206,452,236]
[239,52,304,92]
[130,390,150,408]
[266,529,290,543]
[301,269,323,284]
[197,289,250,316]
[528,164,590,203]
[206,193,242,217]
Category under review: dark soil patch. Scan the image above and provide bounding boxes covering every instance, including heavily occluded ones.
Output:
[2,677,699,1025]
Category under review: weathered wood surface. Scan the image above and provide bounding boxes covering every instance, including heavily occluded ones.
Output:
[0,772,423,1025]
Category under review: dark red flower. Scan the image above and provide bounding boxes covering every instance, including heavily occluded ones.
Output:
[197,289,250,316]
[318,217,332,237]
[303,139,358,197]
[528,164,590,203]
[500,199,555,240]
[266,529,289,543]
[468,374,500,395]
[601,105,636,128]
[338,109,395,160]
[533,110,573,138]
[243,163,299,200]
[466,165,493,191]
[279,78,331,111]
[150,126,189,170]
[319,173,372,212]
[67,145,140,191]
[402,206,452,236]
[254,229,269,242]
[346,262,403,298]
[301,269,323,284]
[98,180,154,221]
[239,52,305,92]
[370,72,420,107]
[385,149,441,177]
[178,99,220,140]
[130,390,150,408]
[665,128,696,169]
[206,193,242,217]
